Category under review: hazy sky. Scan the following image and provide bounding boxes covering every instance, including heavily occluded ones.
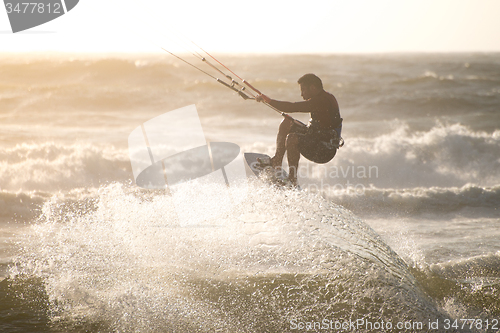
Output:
[1,0,500,53]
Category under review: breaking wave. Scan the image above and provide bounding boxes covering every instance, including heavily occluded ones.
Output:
[334,122,500,188]
[0,142,131,193]
[330,184,500,217]
[7,182,449,332]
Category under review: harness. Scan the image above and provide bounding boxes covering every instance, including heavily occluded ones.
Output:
[308,118,345,149]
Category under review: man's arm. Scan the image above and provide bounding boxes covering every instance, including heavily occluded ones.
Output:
[267,99,315,113]
[256,94,316,113]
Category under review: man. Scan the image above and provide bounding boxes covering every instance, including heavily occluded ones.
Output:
[255,73,342,186]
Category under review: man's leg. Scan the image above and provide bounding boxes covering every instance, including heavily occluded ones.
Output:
[285,133,300,185]
[271,117,294,168]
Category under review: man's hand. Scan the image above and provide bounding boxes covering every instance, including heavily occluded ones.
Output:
[255,94,271,103]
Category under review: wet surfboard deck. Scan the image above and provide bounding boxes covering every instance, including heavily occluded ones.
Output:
[244,152,297,188]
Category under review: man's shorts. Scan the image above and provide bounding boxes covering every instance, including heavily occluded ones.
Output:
[291,123,338,164]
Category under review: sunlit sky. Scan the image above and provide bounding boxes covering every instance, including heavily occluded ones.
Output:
[1,0,500,54]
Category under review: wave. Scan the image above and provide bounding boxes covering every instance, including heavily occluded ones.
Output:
[398,69,500,85]
[431,252,500,281]
[0,56,176,84]
[0,54,242,93]
[1,54,499,146]
[1,122,499,207]
[0,142,131,192]
[327,184,500,217]
[6,182,450,332]
[282,121,500,216]
[0,191,47,223]
[323,122,500,189]
[410,252,500,319]
[0,55,250,116]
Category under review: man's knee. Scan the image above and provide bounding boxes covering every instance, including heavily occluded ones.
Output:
[279,117,294,132]
[285,133,299,148]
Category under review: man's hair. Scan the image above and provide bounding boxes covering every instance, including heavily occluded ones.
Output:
[298,73,323,90]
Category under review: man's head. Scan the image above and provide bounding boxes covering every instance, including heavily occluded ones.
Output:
[298,74,323,100]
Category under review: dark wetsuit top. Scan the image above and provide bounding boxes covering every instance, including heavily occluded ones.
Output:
[268,90,342,130]
[268,90,342,164]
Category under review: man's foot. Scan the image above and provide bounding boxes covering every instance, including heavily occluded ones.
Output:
[256,156,272,168]
[257,156,282,169]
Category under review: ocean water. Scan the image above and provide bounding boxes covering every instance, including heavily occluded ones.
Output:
[0,52,499,332]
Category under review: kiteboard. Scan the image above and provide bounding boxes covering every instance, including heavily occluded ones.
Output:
[244,152,298,188]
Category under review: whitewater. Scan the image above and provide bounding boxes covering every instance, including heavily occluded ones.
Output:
[0,52,499,332]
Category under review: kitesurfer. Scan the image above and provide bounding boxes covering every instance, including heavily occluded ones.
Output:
[255,73,342,186]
